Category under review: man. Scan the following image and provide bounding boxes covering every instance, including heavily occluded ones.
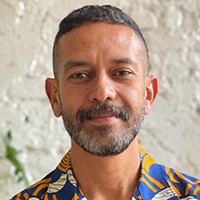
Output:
[12,5,200,200]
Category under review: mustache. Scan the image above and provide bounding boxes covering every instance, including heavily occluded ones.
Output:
[76,102,132,123]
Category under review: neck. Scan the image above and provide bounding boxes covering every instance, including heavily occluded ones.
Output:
[71,138,141,200]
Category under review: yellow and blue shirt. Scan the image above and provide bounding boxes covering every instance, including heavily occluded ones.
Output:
[11,146,200,200]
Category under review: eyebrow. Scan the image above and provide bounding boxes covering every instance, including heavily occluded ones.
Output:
[63,60,91,73]
[110,57,138,70]
[63,57,138,72]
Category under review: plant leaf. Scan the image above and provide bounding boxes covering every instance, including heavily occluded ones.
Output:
[3,131,29,186]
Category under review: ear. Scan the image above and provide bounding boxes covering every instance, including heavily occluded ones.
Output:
[144,75,158,115]
[45,78,62,117]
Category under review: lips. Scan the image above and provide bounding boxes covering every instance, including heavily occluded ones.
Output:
[87,112,118,125]
[90,112,118,119]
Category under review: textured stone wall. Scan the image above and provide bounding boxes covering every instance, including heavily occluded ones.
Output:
[0,0,199,198]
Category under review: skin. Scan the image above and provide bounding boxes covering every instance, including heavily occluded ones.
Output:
[45,22,158,200]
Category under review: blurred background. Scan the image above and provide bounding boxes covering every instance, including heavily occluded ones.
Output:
[0,0,200,198]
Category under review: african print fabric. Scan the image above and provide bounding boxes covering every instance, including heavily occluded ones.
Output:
[11,146,200,200]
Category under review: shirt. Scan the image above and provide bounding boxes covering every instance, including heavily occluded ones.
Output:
[11,146,200,200]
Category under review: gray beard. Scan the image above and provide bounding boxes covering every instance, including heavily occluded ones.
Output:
[61,102,145,157]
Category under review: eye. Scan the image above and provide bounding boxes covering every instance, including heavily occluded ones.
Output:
[69,72,89,79]
[113,69,133,77]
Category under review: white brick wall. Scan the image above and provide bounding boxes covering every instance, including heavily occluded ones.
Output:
[0,0,199,198]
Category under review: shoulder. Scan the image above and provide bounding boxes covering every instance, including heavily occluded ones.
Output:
[11,151,75,200]
[11,172,53,200]
[158,164,200,198]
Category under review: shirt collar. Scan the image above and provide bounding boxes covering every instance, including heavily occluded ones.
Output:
[46,145,179,199]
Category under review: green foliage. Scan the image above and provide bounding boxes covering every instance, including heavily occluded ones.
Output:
[3,131,29,186]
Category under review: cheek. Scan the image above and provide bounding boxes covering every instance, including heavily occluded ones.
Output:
[119,83,145,106]
[59,87,84,115]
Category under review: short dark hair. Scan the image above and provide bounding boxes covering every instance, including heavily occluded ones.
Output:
[53,5,148,77]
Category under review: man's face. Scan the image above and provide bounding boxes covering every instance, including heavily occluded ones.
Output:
[46,22,157,156]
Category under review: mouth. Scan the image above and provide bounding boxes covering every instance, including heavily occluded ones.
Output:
[91,112,117,119]
[84,112,119,125]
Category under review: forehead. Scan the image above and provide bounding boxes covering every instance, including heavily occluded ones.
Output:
[56,22,148,69]
[59,22,145,48]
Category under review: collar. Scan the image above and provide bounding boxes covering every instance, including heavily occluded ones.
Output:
[46,145,181,199]
[134,145,180,199]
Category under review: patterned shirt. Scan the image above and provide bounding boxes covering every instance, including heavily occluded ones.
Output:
[11,146,200,200]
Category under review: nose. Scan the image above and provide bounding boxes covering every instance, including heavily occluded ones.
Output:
[88,74,116,103]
